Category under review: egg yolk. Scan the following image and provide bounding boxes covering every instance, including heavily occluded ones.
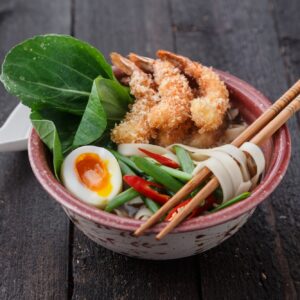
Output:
[75,153,112,197]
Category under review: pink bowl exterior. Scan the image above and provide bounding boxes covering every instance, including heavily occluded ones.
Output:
[28,71,291,260]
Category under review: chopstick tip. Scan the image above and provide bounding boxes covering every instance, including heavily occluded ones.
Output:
[133,228,142,237]
[155,232,164,240]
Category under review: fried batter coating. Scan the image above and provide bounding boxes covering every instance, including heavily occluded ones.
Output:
[110,51,230,147]
[130,53,194,130]
[154,120,193,147]
[110,53,158,143]
[157,50,229,133]
[184,120,227,148]
[155,121,226,148]
[148,59,194,130]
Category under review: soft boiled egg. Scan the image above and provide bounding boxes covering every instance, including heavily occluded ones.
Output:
[61,146,122,208]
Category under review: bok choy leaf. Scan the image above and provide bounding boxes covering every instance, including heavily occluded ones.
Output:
[30,111,64,179]
[1,34,114,115]
[1,34,133,177]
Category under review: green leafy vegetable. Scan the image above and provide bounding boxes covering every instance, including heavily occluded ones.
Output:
[95,77,133,121]
[1,34,113,114]
[1,34,133,176]
[72,78,107,148]
[30,111,64,179]
[30,108,81,155]
[72,76,132,150]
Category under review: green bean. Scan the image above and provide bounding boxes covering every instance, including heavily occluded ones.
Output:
[210,192,251,213]
[144,157,192,182]
[118,160,136,176]
[145,175,155,182]
[105,188,139,212]
[133,156,183,192]
[142,196,160,214]
[159,165,192,182]
[109,149,142,174]
[144,157,159,164]
[174,145,195,174]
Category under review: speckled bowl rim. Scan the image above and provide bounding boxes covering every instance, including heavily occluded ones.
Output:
[28,70,291,234]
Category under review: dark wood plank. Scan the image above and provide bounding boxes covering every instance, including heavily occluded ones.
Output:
[72,1,200,299]
[0,1,71,299]
[74,0,174,59]
[269,0,300,295]
[270,0,300,85]
[73,230,200,300]
[170,0,299,299]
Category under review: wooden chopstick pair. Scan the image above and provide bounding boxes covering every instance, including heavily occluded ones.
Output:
[135,79,300,239]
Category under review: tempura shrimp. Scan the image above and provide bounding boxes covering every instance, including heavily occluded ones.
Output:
[129,53,194,130]
[110,53,159,144]
[128,53,154,73]
[157,50,229,133]
[154,121,194,147]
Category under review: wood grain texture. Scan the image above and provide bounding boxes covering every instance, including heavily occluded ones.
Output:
[0,0,299,299]
[270,0,300,85]
[72,1,200,299]
[72,230,200,300]
[269,0,300,295]
[170,0,299,299]
[0,0,71,299]
[74,0,174,59]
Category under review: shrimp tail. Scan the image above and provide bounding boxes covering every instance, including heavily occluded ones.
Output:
[128,53,155,73]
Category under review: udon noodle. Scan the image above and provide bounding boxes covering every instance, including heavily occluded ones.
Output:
[114,108,254,220]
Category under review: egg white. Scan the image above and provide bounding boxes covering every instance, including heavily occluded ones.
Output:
[61,146,122,208]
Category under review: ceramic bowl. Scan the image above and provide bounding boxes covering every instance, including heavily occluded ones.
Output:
[28,70,291,260]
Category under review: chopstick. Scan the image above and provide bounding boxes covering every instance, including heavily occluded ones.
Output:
[156,92,300,239]
[134,79,300,237]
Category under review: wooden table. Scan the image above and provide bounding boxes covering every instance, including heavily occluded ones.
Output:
[0,1,299,299]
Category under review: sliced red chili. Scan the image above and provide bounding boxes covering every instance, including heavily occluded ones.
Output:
[138,148,180,169]
[165,198,192,221]
[165,194,216,221]
[123,175,170,205]
[187,195,216,219]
